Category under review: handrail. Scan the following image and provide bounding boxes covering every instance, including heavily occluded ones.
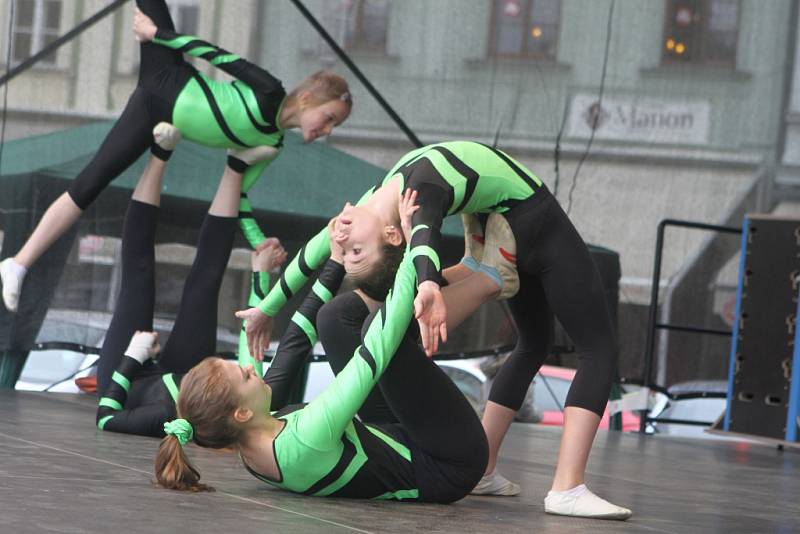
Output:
[640,219,741,433]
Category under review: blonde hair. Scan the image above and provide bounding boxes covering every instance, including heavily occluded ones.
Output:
[287,70,352,108]
[154,357,242,492]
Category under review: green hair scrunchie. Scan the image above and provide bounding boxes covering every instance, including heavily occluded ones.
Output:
[163,418,194,447]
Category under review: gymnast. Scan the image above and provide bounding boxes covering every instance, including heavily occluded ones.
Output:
[1,0,351,313]
[95,130,286,436]
[155,196,493,503]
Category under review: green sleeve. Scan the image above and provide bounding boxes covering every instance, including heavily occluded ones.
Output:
[293,253,417,451]
[237,158,277,375]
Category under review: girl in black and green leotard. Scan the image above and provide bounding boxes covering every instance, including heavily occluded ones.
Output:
[0,0,351,313]
[94,127,292,436]
[237,141,632,520]
[154,202,491,503]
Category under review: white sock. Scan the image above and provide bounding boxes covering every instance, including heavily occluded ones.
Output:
[5,259,27,278]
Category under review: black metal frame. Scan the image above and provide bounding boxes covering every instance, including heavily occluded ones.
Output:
[639,219,741,433]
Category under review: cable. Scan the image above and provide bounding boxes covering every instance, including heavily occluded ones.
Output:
[565,0,616,215]
[0,0,15,175]
[289,0,423,148]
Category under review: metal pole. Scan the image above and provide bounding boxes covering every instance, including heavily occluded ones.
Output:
[640,220,667,433]
[288,0,423,149]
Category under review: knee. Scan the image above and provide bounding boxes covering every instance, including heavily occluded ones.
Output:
[318,293,365,338]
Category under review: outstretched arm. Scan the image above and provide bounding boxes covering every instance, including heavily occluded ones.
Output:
[265,255,346,410]
[294,251,420,451]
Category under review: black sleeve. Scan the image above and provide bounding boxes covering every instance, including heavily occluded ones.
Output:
[265,259,346,410]
[152,28,285,98]
[406,182,450,286]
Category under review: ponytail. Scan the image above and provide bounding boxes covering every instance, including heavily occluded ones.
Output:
[154,433,212,492]
[153,357,243,492]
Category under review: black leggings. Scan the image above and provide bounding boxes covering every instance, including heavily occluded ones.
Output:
[97,200,236,394]
[67,0,191,209]
[318,294,488,502]
[488,191,618,417]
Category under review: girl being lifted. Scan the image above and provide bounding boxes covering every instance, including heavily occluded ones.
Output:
[1,0,351,313]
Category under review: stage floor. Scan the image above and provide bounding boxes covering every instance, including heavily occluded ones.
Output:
[0,391,797,533]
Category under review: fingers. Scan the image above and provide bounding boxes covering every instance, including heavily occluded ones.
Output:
[235,309,248,320]
[429,321,439,355]
[418,317,431,355]
[256,237,279,252]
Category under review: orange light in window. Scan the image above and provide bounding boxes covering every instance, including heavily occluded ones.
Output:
[675,42,686,54]
[666,38,675,50]
[531,26,542,38]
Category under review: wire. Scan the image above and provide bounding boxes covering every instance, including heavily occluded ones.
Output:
[565,0,616,216]
[0,0,15,175]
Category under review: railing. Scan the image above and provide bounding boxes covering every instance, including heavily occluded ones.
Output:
[640,219,742,433]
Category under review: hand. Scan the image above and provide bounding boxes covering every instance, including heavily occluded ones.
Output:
[327,217,344,264]
[133,7,157,42]
[399,188,420,243]
[124,331,161,364]
[252,238,287,273]
[414,281,447,356]
[234,308,273,361]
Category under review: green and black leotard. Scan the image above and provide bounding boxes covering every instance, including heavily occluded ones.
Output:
[68,0,285,212]
[245,252,488,503]
[256,140,618,418]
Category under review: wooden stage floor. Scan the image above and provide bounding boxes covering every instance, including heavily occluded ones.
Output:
[1,391,797,533]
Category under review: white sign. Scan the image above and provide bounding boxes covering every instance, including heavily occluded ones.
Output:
[566,94,711,145]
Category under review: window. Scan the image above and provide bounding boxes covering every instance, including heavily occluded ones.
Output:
[344,0,391,52]
[662,0,739,66]
[490,0,561,59]
[166,0,199,35]
[11,0,62,65]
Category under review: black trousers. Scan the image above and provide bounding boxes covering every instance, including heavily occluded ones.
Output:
[67,0,192,209]
[489,190,618,417]
[97,200,235,394]
[318,294,488,502]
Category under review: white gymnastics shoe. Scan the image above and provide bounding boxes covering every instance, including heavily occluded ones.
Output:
[544,485,632,520]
